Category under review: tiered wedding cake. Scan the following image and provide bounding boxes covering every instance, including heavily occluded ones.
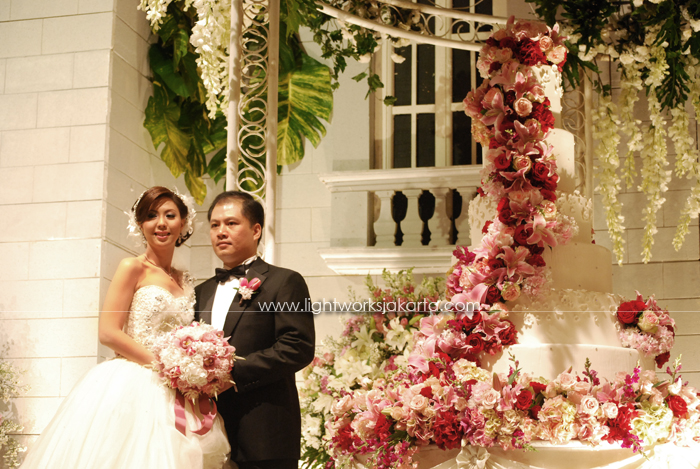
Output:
[299,18,699,469]
[468,72,655,382]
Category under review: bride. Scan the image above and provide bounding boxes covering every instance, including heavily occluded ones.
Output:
[20,186,230,469]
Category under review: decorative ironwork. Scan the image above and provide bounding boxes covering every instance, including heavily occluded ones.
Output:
[227,0,276,204]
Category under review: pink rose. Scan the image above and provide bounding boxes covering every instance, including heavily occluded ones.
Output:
[601,402,618,419]
[409,394,429,412]
[387,406,407,421]
[546,45,567,64]
[481,389,501,409]
[541,200,557,220]
[513,155,532,173]
[579,396,599,416]
[539,36,553,52]
[514,97,533,117]
[638,311,659,333]
[500,282,521,302]
[555,372,577,391]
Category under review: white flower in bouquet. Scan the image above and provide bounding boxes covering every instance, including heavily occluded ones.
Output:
[152,322,237,400]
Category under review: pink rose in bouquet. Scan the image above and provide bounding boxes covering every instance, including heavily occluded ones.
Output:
[152,321,237,400]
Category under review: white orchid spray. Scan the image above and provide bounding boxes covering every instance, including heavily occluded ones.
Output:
[639,29,671,263]
[593,93,625,264]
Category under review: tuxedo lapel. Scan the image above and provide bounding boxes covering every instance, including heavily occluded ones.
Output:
[198,278,217,326]
[222,259,269,337]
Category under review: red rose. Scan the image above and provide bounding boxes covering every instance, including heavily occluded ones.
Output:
[504,90,516,108]
[482,220,492,234]
[486,37,498,47]
[515,389,533,411]
[487,258,504,271]
[499,209,514,225]
[494,153,512,170]
[667,395,688,418]
[528,244,544,255]
[655,352,670,368]
[529,405,541,420]
[489,61,502,74]
[530,381,547,395]
[539,110,556,133]
[499,37,517,50]
[617,300,645,325]
[529,254,546,267]
[477,187,486,197]
[489,138,501,149]
[540,189,557,202]
[486,285,502,304]
[497,197,510,212]
[461,310,482,331]
[532,162,550,181]
[498,320,518,346]
[420,386,434,399]
[517,38,547,66]
[514,225,532,246]
[542,174,558,191]
[466,333,485,354]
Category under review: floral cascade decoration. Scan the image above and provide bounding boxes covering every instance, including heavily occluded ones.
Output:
[527,0,700,263]
[456,18,576,308]
[0,359,29,468]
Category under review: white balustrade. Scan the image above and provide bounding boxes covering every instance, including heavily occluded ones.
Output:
[318,167,482,274]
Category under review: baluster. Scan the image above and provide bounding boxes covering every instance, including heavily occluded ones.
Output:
[374,190,396,247]
[453,187,473,246]
[401,189,423,247]
[430,188,451,246]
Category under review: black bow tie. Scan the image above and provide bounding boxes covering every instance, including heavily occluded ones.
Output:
[215,264,248,283]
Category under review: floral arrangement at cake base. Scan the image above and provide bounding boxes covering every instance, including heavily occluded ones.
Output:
[300,269,444,468]
[325,351,700,469]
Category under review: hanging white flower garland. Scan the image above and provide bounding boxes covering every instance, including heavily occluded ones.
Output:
[593,93,625,263]
[139,0,231,118]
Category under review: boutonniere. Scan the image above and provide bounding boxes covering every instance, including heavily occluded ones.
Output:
[238,277,262,305]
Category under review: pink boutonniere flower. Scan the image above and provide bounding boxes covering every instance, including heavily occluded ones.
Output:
[238,277,261,305]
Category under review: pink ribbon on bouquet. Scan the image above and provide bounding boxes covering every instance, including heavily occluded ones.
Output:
[174,391,218,436]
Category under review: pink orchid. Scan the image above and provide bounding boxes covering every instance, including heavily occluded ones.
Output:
[238,277,262,304]
[526,212,558,247]
[497,246,535,279]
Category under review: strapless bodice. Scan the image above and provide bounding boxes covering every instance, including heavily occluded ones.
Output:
[125,275,195,350]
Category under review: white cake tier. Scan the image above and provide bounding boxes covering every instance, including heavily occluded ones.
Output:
[482,344,653,383]
[481,289,654,380]
[546,128,575,193]
[542,242,612,293]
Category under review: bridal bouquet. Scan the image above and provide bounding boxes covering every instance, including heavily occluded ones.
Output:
[152,322,236,400]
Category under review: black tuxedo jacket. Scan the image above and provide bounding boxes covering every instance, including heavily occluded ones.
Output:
[194,258,315,463]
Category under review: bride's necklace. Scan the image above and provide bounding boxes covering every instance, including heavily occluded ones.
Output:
[144,254,176,284]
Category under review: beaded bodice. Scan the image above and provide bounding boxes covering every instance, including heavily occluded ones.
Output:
[125,273,195,351]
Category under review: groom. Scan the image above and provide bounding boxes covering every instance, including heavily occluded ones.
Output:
[194,191,315,469]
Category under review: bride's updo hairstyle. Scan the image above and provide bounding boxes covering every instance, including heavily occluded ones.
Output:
[131,186,196,247]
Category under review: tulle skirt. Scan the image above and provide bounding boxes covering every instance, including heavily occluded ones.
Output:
[20,358,230,469]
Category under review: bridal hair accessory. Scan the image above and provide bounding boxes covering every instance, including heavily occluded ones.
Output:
[126,187,197,244]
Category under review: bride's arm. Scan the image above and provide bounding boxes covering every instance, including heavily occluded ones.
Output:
[98,258,156,366]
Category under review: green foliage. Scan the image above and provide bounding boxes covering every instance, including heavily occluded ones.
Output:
[143,3,227,204]
[277,37,333,166]
[527,0,700,108]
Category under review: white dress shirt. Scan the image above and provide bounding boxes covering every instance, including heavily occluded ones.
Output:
[210,255,257,331]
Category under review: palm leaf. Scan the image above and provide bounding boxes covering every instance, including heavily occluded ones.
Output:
[277,52,333,166]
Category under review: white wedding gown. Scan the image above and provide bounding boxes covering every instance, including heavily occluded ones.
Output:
[20,282,231,469]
